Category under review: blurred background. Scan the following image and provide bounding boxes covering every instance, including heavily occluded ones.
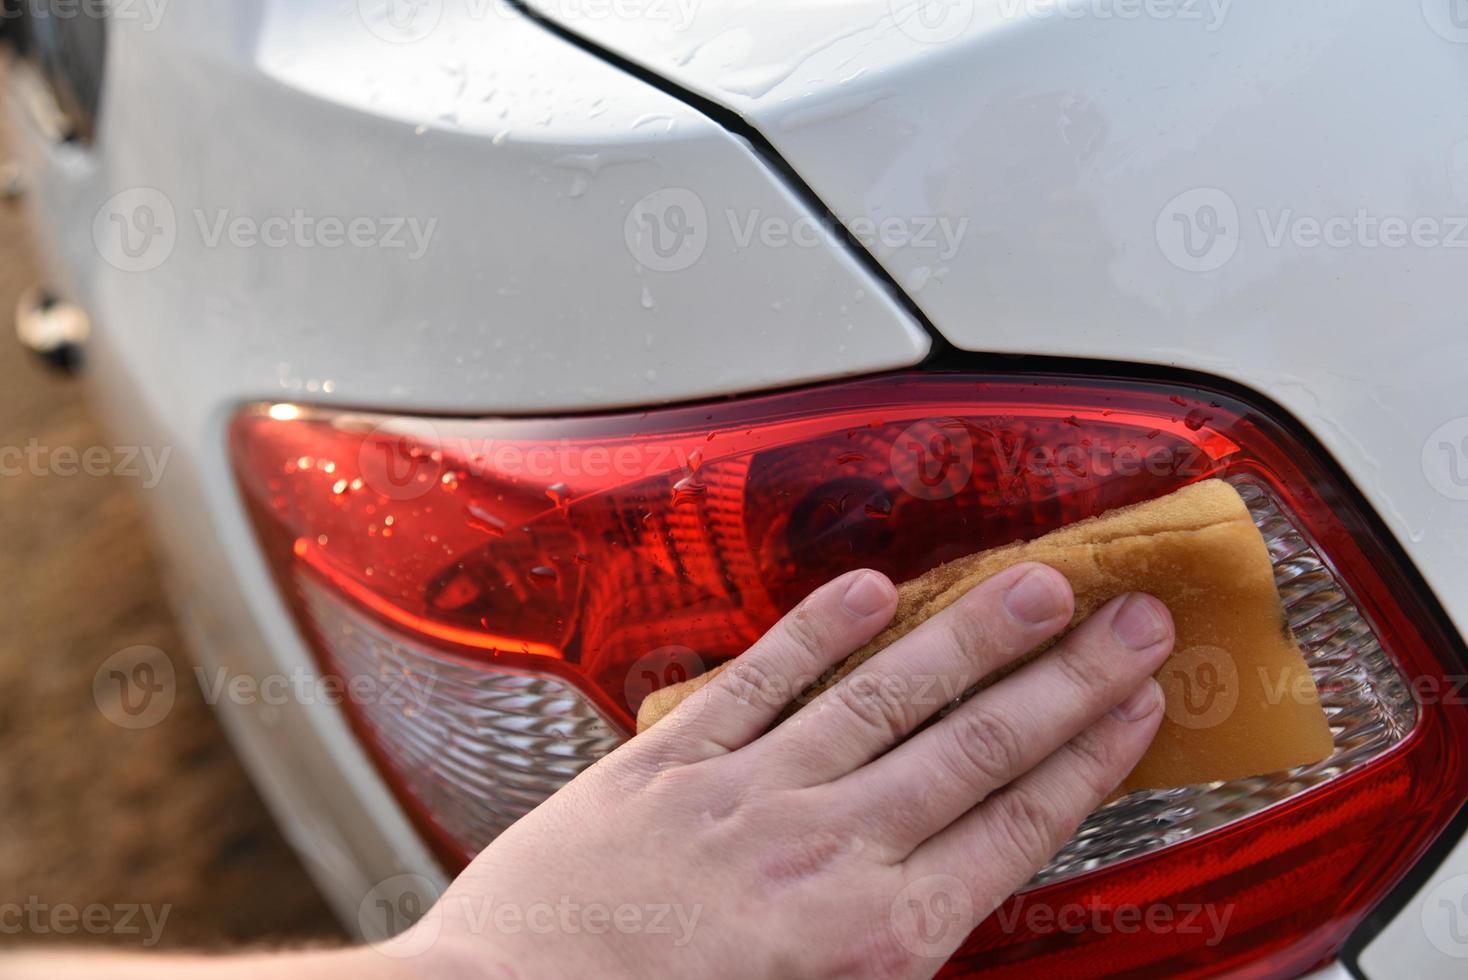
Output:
[0,111,344,951]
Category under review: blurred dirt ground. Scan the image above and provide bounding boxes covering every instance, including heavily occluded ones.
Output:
[0,116,345,949]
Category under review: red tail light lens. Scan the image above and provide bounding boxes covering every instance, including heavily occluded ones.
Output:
[230,372,1468,977]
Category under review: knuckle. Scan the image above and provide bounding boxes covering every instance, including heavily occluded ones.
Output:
[1051,638,1112,697]
[648,761,704,798]
[754,823,855,889]
[720,658,786,714]
[943,600,1004,667]
[783,603,837,662]
[1064,729,1121,797]
[944,709,1026,787]
[831,674,912,744]
[991,789,1058,867]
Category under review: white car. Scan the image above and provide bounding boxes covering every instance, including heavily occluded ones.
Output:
[7,1,1468,976]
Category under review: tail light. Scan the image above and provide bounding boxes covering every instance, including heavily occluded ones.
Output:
[230,372,1468,977]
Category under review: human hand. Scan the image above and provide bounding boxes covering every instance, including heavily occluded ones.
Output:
[415,562,1174,979]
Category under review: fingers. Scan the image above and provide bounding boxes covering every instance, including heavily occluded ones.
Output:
[904,679,1164,893]
[756,563,1075,784]
[835,593,1175,848]
[645,569,898,759]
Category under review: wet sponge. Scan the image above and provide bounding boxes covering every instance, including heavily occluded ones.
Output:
[636,479,1334,794]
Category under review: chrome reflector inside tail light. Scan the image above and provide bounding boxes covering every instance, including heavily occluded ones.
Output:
[1033,476,1417,887]
[231,371,1468,977]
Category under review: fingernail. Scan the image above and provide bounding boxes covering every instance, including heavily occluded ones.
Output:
[1112,594,1171,651]
[1112,678,1161,721]
[1003,566,1070,624]
[843,572,893,617]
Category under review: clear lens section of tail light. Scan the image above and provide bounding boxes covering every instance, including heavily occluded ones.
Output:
[297,574,622,853]
[230,373,1468,977]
